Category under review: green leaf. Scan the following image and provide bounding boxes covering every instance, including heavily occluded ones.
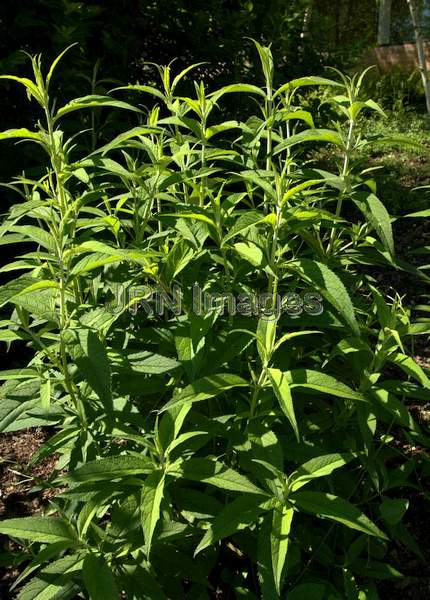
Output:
[112,84,165,100]
[289,453,354,491]
[368,135,429,152]
[0,368,39,381]
[46,44,78,88]
[235,171,276,200]
[99,126,161,154]
[195,493,272,555]
[120,564,166,600]
[0,128,41,142]
[388,353,430,389]
[210,83,265,104]
[404,208,430,218]
[162,212,216,228]
[290,492,387,539]
[64,455,153,482]
[273,129,343,155]
[0,274,42,307]
[290,259,359,334]
[353,193,394,257]
[82,554,120,600]
[78,157,131,179]
[267,368,299,441]
[379,498,409,525]
[281,109,314,128]
[223,210,266,243]
[70,329,112,409]
[281,179,324,206]
[40,379,51,412]
[159,373,248,412]
[271,503,294,594]
[286,369,363,401]
[141,470,165,556]
[16,555,82,600]
[0,517,78,544]
[176,458,266,495]
[158,403,192,451]
[0,397,40,435]
[54,95,141,122]
[206,120,240,139]
[234,241,265,267]
[0,76,44,105]
[257,316,277,361]
[124,351,180,375]
[369,386,416,429]
[12,541,72,592]
[274,76,341,98]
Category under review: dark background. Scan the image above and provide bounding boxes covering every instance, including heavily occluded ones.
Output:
[0,0,427,183]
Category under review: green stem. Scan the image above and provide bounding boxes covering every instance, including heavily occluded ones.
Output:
[250,368,268,418]
[44,100,85,425]
[327,118,355,256]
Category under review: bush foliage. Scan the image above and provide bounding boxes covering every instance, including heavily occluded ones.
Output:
[0,44,429,599]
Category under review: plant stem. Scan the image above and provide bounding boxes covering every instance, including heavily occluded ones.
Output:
[327,117,354,256]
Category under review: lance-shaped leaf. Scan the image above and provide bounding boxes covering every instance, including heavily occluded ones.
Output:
[353,193,394,258]
[122,351,180,375]
[271,503,294,594]
[112,84,165,100]
[140,470,166,556]
[281,109,314,128]
[6,225,56,251]
[209,83,265,104]
[46,43,78,88]
[82,554,121,600]
[176,458,266,495]
[54,95,141,122]
[0,517,78,544]
[281,179,324,207]
[273,76,341,99]
[97,125,162,155]
[195,493,273,555]
[159,373,248,412]
[70,329,112,410]
[273,129,343,155]
[404,208,430,218]
[289,259,359,334]
[16,555,82,600]
[206,120,240,139]
[267,368,299,441]
[256,316,277,362]
[234,240,266,268]
[286,369,364,401]
[0,128,41,142]
[234,171,276,200]
[289,453,354,491]
[388,352,430,389]
[0,75,43,104]
[290,492,387,539]
[64,455,154,482]
[367,134,429,152]
[11,541,73,592]
[223,210,266,244]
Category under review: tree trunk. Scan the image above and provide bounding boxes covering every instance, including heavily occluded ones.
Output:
[300,1,313,40]
[378,0,392,45]
[407,0,430,113]
[299,1,313,59]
